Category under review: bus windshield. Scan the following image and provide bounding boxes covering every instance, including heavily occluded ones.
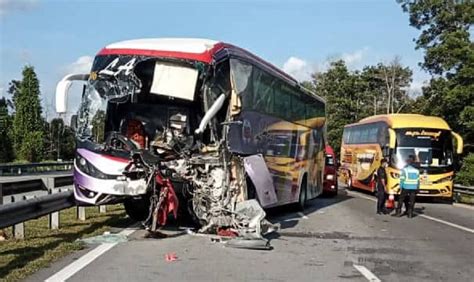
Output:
[394,128,453,171]
[76,55,201,145]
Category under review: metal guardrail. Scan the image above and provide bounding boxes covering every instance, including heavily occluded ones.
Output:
[0,191,75,229]
[453,184,474,198]
[0,174,109,239]
[0,174,73,201]
[0,161,73,176]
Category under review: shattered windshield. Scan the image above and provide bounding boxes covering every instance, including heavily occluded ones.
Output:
[75,55,201,144]
[76,56,142,142]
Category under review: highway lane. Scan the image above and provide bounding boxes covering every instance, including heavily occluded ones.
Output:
[30,187,473,282]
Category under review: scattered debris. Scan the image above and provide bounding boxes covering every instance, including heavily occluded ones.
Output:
[165,252,178,262]
[79,233,128,244]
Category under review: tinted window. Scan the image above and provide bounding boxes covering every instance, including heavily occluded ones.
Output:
[253,69,274,113]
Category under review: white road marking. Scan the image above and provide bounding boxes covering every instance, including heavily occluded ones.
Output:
[297,212,308,219]
[45,226,137,282]
[347,190,474,234]
[353,264,381,282]
[419,214,474,234]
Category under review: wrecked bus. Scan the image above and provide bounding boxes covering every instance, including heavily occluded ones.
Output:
[55,38,326,234]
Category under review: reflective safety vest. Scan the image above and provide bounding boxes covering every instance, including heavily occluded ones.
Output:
[400,165,420,190]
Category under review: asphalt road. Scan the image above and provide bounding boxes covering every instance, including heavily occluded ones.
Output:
[29,187,474,282]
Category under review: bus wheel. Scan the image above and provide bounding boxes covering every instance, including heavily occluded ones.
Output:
[297,177,307,211]
[124,196,150,222]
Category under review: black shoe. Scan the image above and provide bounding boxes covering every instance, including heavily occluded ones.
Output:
[376,211,382,215]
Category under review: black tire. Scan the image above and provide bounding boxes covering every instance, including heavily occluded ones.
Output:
[297,176,308,211]
[124,196,150,222]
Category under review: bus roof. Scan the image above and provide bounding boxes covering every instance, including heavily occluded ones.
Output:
[97,38,323,103]
[349,114,451,130]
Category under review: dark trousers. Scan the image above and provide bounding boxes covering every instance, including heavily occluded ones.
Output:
[376,187,386,213]
[396,189,417,216]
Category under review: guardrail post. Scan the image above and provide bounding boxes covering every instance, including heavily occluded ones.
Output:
[0,183,3,205]
[11,196,25,239]
[49,190,60,230]
[99,205,107,213]
[41,177,55,191]
[77,206,86,221]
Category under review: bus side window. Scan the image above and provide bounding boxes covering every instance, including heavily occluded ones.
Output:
[230,59,253,110]
[253,68,275,114]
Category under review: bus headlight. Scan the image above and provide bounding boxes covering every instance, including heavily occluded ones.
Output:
[433,175,452,184]
[326,174,334,180]
[75,154,108,179]
[390,172,400,179]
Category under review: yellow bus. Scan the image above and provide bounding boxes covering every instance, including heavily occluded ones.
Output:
[261,117,326,207]
[339,114,463,199]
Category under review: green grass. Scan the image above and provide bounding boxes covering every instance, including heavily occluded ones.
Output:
[0,205,134,282]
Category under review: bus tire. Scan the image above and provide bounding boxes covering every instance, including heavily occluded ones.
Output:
[297,176,307,211]
[124,196,150,222]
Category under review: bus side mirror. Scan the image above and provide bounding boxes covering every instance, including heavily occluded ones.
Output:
[451,131,463,155]
[70,115,78,132]
[388,128,396,149]
[56,73,89,113]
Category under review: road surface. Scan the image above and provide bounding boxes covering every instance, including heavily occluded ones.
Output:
[29,187,474,282]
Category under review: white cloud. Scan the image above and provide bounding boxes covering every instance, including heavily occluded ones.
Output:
[282,47,370,82]
[64,56,93,74]
[282,56,315,82]
[0,0,38,17]
[340,47,369,68]
[408,79,427,97]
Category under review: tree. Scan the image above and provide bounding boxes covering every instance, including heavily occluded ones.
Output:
[12,66,44,162]
[361,58,413,115]
[398,0,474,143]
[43,118,76,161]
[0,97,13,163]
[309,60,369,153]
[305,59,415,153]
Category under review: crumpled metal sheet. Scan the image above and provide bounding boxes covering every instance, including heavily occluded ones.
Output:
[243,155,278,207]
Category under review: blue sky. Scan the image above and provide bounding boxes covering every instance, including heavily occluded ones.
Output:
[0,0,430,118]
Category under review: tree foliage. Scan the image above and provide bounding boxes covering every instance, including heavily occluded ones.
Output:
[12,66,44,162]
[456,153,474,186]
[398,0,474,144]
[0,97,13,162]
[306,60,414,153]
[43,118,76,161]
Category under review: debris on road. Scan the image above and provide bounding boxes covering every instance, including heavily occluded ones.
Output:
[164,252,178,262]
[79,233,128,244]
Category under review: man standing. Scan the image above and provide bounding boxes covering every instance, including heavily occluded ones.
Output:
[375,158,388,214]
[394,155,420,218]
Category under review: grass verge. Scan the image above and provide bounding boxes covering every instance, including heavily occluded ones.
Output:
[0,205,134,282]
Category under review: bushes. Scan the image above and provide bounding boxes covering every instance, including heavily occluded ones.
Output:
[456,153,474,186]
